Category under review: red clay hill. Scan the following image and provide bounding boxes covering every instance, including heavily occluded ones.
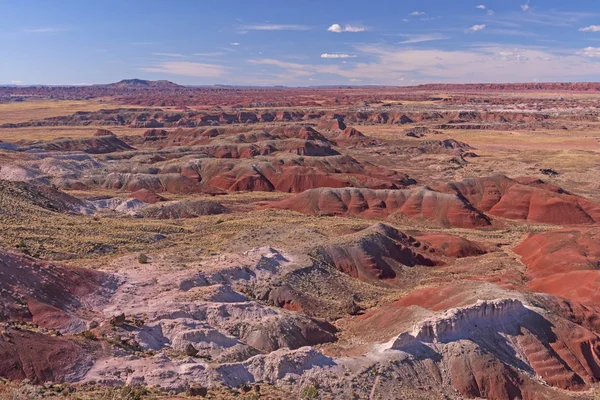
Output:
[265,175,600,228]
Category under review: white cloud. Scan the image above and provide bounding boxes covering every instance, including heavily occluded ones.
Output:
[152,52,186,57]
[327,23,365,33]
[402,19,409,22]
[344,25,366,32]
[581,47,600,57]
[321,53,357,59]
[398,33,448,44]
[487,10,495,16]
[140,61,226,78]
[521,2,531,12]
[230,42,240,46]
[580,25,600,32]
[410,11,425,16]
[243,24,311,31]
[11,80,22,84]
[476,5,486,9]
[467,24,486,32]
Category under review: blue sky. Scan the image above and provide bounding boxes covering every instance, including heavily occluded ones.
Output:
[1,0,599,85]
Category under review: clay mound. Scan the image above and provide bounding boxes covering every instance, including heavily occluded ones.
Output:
[438,175,600,225]
[311,224,487,284]
[0,248,112,331]
[310,223,441,284]
[415,232,487,258]
[21,136,134,154]
[61,153,408,195]
[180,140,338,159]
[94,128,115,137]
[515,228,600,307]
[264,187,491,228]
[139,199,230,219]
[0,328,94,383]
[143,128,168,141]
[99,172,204,194]
[317,118,346,131]
[0,180,85,215]
[414,138,473,154]
[269,139,339,156]
[128,188,166,204]
[269,125,329,142]
[231,130,275,143]
[528,271,600,310]
[515,228,600,278]
[338,127,365,139]
[405,126,442,138]
[164,125,332,147]
[195,155,414,193]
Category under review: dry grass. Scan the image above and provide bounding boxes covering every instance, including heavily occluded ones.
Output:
[0,98,128,125]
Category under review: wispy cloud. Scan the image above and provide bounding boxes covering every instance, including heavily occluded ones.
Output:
[320,53,357,59]
[485,28,538,37]
[476,5,486,9]
[398,33,448,44]
[230,42,240,46]
[194,52,226,57]
[521,1,531,12]
[467,24,486,33]
[24,27,67,33]
[240,42,600,85]
[243,24,311,31]
[248,59,314,77]
[581,47,600,57]
[580,25,600,32]
[152,52,186,58]
[410,11,425,16]
[327,24,366,33]
[140,61,227,77]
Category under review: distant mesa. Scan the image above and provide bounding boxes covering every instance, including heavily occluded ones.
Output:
[105,79,184,89]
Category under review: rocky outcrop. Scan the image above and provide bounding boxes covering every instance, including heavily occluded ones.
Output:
[390,299,527,346]
[384,298,600,398]
[138,200,230,219]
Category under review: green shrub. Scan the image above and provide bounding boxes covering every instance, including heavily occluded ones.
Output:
[301,385,319,400]
[81,330,97,340]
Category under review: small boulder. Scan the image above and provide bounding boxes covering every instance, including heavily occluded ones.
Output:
[187,384,208,397]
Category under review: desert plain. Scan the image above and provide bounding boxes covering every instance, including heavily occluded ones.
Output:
[0,80,600,399]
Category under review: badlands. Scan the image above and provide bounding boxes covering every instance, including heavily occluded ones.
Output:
[1,81,600,399]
